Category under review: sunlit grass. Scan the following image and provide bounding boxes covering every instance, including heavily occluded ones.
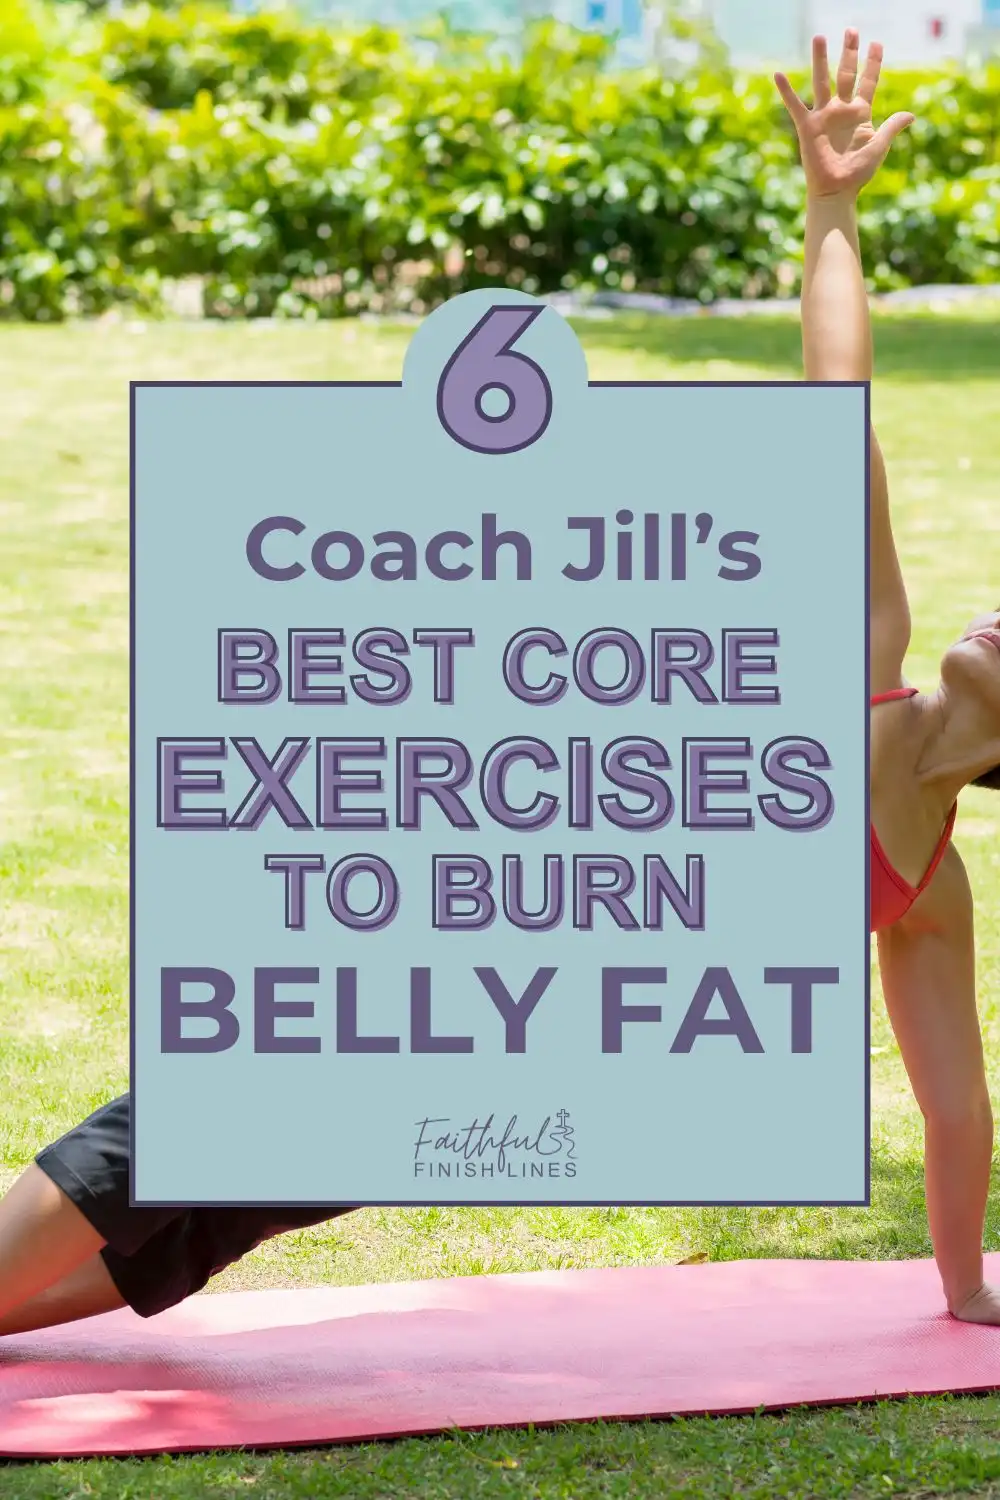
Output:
[0,312,997,1497]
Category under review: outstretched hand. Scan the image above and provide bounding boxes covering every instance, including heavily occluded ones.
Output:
[775,30,914,200]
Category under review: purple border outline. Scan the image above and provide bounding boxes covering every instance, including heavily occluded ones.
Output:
[128,375,871,1212]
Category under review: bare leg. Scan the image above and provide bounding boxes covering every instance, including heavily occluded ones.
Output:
[878,857,1000,1321]
[0,1255,125,1335]
[0,1164,114,1328]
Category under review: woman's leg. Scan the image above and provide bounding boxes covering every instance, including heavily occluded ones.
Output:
[0,1164,123,1333]
[1,1093,362,1335]
[0,1253,124,1336]
[878,851,999,1320]
[0,1095,185,1334]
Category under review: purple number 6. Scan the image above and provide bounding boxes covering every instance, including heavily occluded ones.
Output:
[436,305,553,455]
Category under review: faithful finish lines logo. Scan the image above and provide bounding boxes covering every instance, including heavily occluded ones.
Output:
[412,1110,578,1180]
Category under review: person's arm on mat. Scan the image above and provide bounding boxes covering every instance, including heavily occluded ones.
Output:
[775,30,913,694]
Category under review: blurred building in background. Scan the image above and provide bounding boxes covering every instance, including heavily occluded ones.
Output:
[229,0,1000,65]
[710,0,1000,66]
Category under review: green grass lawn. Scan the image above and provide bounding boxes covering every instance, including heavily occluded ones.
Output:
[0,310,999,1497]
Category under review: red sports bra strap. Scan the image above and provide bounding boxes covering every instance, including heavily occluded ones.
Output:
[871,687,919,706]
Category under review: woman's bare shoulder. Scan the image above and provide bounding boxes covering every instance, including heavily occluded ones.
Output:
[870,679,933,782]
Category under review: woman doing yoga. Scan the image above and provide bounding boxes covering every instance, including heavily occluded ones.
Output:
[0,30,996,1340]
[778,29,1000,1321]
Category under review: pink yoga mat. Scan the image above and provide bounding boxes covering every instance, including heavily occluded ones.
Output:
[3,1255,1000,1458]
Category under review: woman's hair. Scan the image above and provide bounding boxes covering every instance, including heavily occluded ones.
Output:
[970,607,1000,791]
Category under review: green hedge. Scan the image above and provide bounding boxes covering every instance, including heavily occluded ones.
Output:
[3,0,1000,319]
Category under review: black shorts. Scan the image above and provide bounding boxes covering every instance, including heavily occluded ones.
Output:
[35,1094,358,1319]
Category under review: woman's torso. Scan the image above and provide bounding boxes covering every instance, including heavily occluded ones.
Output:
[870,687,957,933]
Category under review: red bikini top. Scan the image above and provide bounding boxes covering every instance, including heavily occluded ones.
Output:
[870,688,956,933]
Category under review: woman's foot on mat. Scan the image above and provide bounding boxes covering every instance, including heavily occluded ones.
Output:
[949,1283,1000,1324]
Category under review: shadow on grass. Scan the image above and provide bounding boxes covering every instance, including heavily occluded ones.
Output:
[573,314,1000,382]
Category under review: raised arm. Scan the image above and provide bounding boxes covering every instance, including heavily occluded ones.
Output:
[776,32,914,691]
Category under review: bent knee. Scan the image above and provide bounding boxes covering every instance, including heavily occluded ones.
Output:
[921,1091,994,1136]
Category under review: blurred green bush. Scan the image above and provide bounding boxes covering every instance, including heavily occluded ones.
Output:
[2,0,1000,319]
